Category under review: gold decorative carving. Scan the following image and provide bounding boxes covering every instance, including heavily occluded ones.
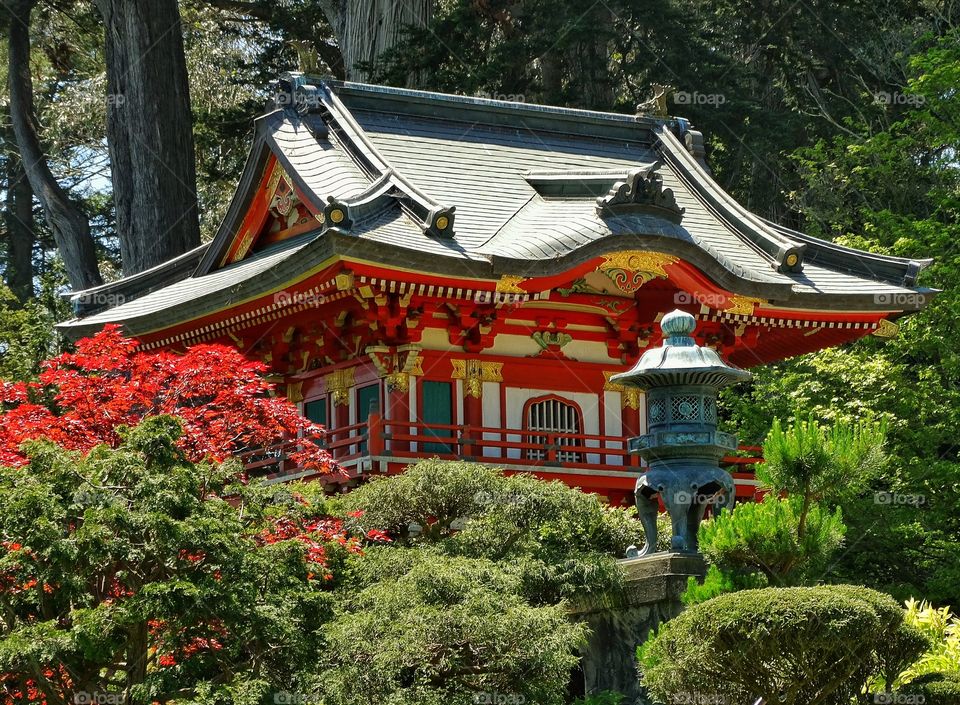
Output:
[496,275,527,294]
[231,229,256,263]
[603,371,642,410]
[326,367,356,406]
[366,345,422,394]
[872,318,899,339]
[598,251,678,294]
[286,381,304,403]
[409,355,424,377]
[265,162,284,197]
[451,360,503,399]
[385,372,409,393]
[724,295,766,316]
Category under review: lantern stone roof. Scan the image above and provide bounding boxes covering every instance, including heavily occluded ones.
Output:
[59,73,933,338]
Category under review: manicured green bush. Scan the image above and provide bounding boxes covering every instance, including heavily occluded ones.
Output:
[321,459,654,704]
[904,673,960,705]
[639,585,925,705]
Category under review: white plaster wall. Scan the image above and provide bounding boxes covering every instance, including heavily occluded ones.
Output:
[504,388,601,465]
[603,390,624,466]
[455,380,464,424]
[481,381,502,458]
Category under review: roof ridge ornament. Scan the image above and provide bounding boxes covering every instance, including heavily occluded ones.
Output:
[595,162,685,223]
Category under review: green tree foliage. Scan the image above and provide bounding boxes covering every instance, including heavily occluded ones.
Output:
[316,459,656,704]
[723,29,960,603]
[694,416,884,590]
[0,416,355,704]
[698,494,846,586]
[337,458,657,604]
[761,414,888,508]
[899,599,960,685]
[320,549,584,705]
[639,585,928,705]
[0,282,61,380]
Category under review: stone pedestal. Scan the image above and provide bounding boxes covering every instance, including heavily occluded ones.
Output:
[570,553,706,703]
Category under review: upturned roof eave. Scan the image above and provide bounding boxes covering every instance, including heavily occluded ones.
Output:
[57,227,935,343]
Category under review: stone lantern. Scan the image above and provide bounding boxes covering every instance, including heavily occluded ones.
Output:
[610,309,752,555]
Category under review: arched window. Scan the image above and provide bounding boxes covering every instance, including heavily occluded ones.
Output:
[524,395,584,463]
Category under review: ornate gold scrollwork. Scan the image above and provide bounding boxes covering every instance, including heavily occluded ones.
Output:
[597,251,678,294]
[724,295,767,316]
[495,275,527,294]
[451,360,503,399]
[325,367,356,406]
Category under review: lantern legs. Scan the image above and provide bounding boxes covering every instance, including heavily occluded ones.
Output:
[626,468,737,556]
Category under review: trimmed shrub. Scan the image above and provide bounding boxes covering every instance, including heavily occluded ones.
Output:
[639,585,924,705]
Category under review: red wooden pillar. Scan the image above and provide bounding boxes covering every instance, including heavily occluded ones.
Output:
[621,389,642,468]
[327,368,354,459]
[461,363,484,460]
[386,373,410,452]
[367,412,385,456]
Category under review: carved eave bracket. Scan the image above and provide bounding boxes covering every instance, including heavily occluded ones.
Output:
[367,344,423,393]
[595,163,685,224]
[325,366,356,406]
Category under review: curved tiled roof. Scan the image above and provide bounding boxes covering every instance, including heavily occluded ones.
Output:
[60,74,934,337]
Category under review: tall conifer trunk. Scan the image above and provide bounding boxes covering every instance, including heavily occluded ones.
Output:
[6,0,102,291]
[94,0,201,275]
[320,0,434,84]
[4,140,36,302]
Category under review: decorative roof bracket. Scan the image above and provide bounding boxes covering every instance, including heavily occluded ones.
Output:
[596,162,685,223]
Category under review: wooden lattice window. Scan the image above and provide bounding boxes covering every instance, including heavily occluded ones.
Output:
[524,395,584,463]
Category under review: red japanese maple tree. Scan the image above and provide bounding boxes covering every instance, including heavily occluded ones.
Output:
[0,325,331,473]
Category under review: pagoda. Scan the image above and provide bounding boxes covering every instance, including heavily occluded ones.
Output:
[59,73,933,504]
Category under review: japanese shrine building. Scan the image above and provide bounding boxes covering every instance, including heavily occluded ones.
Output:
[59,74,933,504]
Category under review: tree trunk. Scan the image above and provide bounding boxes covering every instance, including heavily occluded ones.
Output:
[320,0,434,85]
[5,0,102,291]
[93,0,201,276]
[3,130,36,302]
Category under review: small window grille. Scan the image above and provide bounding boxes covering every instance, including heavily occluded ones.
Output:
[525,397,583,463]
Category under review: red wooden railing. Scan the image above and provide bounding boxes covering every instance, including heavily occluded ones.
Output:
[243,414,764,481]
